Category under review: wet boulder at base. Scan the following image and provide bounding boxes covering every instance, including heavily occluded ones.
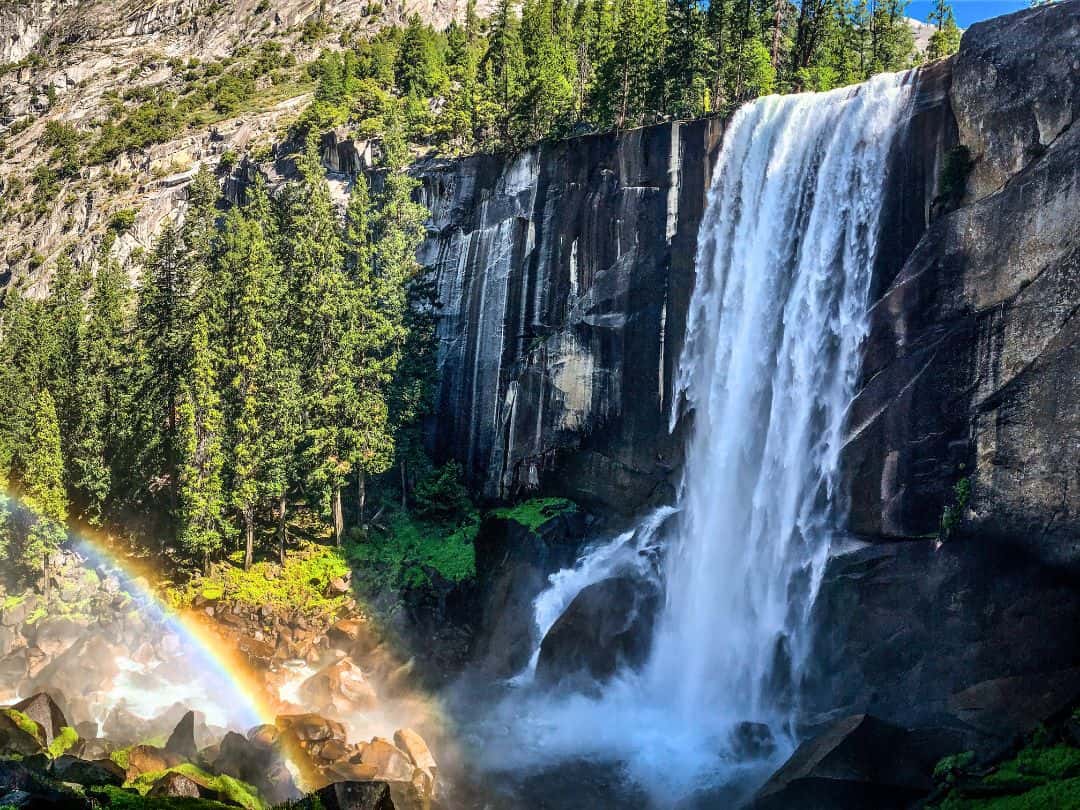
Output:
[10,694,67,748]
[49,755,124,787]
[535,575,659,690]
[470,508,589,679]
[314,780,396,810]
[164,709,199,762]
[751,714,950,810]
[147,771,204,799]
[0,711,44,757]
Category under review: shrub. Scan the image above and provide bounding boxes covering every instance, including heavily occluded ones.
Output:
[490,497,578,533]
[938,145,974,205]
[940,476,972,540]
[412,461,472,522]
[108,208,138,234]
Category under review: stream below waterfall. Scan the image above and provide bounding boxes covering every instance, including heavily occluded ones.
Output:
[458,71,916,808]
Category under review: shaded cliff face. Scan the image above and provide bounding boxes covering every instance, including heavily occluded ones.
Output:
[417,120,724,513]
[805,0,1080,744]
[845,0,1080,568]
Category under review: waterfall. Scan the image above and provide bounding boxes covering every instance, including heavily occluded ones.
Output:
[480,72,915,801]
[649,70,915,734]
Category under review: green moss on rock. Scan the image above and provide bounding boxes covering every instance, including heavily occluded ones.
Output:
[489,497,577,533]
[127,763,264,809]
[46,726,78,759]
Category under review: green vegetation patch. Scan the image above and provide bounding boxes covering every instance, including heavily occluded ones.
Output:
[935,743,1080,809]
[46,725,79,758]
[489,497,578,533]
[1,708,44,744]
[166,542,349,614]
[90,784,239,809]
[347,509,477,589]
[110,745,133,771]
[127,763,264,809]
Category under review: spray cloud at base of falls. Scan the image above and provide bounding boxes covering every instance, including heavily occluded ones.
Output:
[473,71,916,800]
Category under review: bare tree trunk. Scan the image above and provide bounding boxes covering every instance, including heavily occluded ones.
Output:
[278,492,287,565]
[333,486,344,547]
[400,460,408,510]
[244,510,254,570]
[357,470,366,524]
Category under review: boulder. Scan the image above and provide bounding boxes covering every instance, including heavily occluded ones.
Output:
[752,715,945,809]
[123,745,184,780]
[392,728,436,775]
[147,771,203,800]
[246,724,280,748]
[947,669,1080,738]
[214,729,298,805]
[299,658,378,714]
[0,758,89,808]
[11,694,67,747]
[315,780,396,810]
[327,619,366,648]
[323,762,379,782]
[0,597,38,629]
[0,711,43,757]
[535,575,659,689]
[27,618,83,659]
[49,756,124,787]
[359,738,416,783]
[164,710,199,762]
[79,739,112,761]
[730,722,776,760]
[0,627,24,659]
[276,713,346,744]
[470,512,588,679]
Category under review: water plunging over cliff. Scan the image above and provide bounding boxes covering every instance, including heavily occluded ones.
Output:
[649,70,916,737]
[478,72,916,802]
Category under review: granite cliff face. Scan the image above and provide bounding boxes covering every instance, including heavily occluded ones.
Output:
[415,2,1078,560]
[846,0,1080,566]
[416,0,1079,748]
[416,120,724,513]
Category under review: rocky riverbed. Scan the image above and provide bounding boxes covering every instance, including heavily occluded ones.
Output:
[0,547,447,809]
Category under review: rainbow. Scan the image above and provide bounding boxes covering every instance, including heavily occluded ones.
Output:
[0,487,281,735]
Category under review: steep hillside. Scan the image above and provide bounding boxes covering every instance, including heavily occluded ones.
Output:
[0,0,492,292]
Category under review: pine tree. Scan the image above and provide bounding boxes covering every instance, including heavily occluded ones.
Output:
[219,203,280,570]
[177,313,228,570]
[368,118,429,512]
[595,0,667,128]
[19,390,67,578]
[245,180,302,565]
[483,0,526,143]
[283,136,350,544]
[396,15,447,98]
[45,257,87,491]
[868,0,915,74]
[342,171,394,524]
[72,258,132,526]
[926,0,961,60]
[517,0,578,142]
[664,0,709,118]
[134,223,193,542]
[0,436,12,566]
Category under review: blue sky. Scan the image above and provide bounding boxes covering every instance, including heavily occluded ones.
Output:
[906,0,1031,28]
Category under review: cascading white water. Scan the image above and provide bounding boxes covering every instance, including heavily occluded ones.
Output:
[648,70,915,737]
[484,72,915,802]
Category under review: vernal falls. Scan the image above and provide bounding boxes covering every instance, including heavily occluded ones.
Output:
[466,71,916,806]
